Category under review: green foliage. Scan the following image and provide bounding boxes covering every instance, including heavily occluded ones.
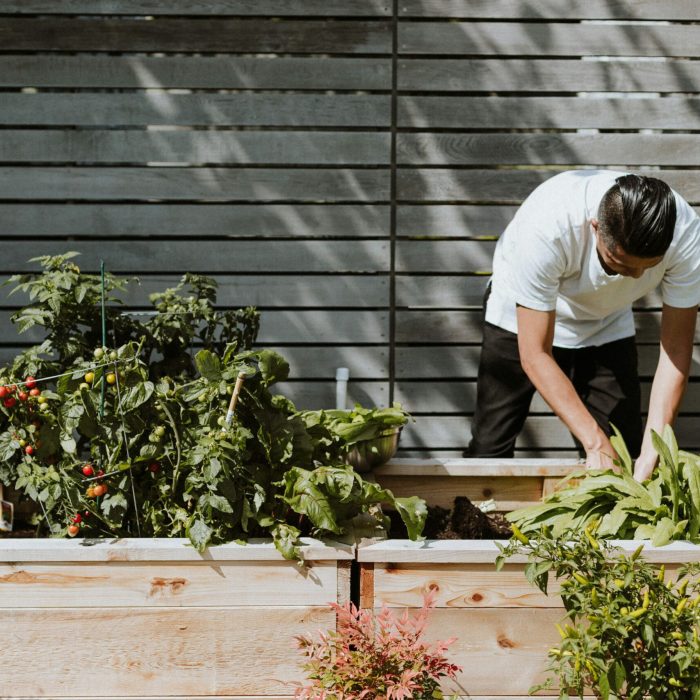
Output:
[508,426,700,547]
[294,590,461,700]
[0,255,425,557]
[496,527,700,699]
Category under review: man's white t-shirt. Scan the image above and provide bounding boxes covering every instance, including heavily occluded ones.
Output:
[485,170,700,348]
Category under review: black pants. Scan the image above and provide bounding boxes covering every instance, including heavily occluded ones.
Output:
[465,321,643,459]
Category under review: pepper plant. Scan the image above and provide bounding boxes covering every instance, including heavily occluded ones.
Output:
[496,526,700,699]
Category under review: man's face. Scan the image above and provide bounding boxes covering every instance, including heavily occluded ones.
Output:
[591,219,664,278]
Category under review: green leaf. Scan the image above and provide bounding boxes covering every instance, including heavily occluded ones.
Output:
[187,518,213,551]
[394,496,427,541]
[607,660,626,693]
[610,423,632,473]
[256,350,290,386]
[651,517,676,547]
[195,349,222,382]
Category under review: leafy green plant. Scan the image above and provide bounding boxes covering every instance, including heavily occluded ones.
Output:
[294,589,461,700]
[0,254,426,556]
[508,426,700,547]
[496,526,700,699]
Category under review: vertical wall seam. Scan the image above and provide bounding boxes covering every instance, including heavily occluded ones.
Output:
[388,0,398,403]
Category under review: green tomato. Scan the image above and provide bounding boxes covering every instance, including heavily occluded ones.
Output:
[109,351,118,361]
[154,425,166,438]
[217,416,227,427]
[39,402,50,412]
[198,393,208,403]
[94,347,104,360]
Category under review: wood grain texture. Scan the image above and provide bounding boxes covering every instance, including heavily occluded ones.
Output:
[376,459,579,477]
[0,94,390,127]
[0,55,391,90]
[0,240,389,274]
[0,606,334,696]
[0,561,338,608]
[0,203,390,238]
[0,130,391,166]
[275,380,388,409]
[399,22,700,57]
[399,0,700,20]
[0,167,390,202]
[398,169,700,204]
[3,0,391,15]
[0,18,391,53]
[399,96,700,130]
[397,204,517,238]
[399,58,700,92]
[397,133,700,167]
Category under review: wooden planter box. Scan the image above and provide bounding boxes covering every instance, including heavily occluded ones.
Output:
[0,537,352,699]
[358,539,700,698]
[363,458,700,697]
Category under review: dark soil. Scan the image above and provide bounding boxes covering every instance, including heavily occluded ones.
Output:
[390,496,512,539]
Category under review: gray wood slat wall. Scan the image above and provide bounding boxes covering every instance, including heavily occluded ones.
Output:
[0,1,698,458]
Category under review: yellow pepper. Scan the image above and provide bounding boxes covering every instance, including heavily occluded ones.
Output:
[511,524,530,545]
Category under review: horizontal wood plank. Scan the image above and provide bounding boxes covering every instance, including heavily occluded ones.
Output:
[0,561,338,608]
[0,203,390,238]
[0,130,391,166]
[397,169,700,204]
[0,167,390,202]
[397,133,700,167]
[401,415,700,450]
[373,563,559,608]
[0,309,389,344]
[0,18,391,53]
[399,0,700,20]
[377,459,579,477]
[399,22,700,57]
[0,0,392,15]
[0,607,334,696]
[399,58,700,93]
[0,240,389,274]
[393,377,700,413]
[0,55,391,90]
[397,240,495,272]
[399,96,700,130]
[0,94,390,127]
[275,380,388,409]
[395,310,698,344]
[397,204,516,238]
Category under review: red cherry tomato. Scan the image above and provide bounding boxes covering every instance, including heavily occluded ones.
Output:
[25,445,34,456]
[29,388,41,397]
[3,397,16,408]
[25,376,37,390]
[0,386,8,399]
[149,461,161,473]
[18,391,28,402]
[82,464,94,477]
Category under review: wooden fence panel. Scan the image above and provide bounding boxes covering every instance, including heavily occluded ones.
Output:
[0,1,698,461]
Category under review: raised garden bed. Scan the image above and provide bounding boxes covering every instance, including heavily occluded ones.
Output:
[0,537,352,699]
[357,538,700,698]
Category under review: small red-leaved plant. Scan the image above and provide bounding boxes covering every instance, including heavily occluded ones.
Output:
[294,589,461,700]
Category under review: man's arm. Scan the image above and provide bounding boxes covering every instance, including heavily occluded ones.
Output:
[516,304,617,468]
[633,303,697,481]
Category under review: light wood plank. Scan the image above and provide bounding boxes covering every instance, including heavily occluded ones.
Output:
[398,169,700,204]
[0,18,391,53]
[376,459,579,478]
[0,607,334,696]
[400,22,700,57]
[399,0,700,20]
[399,96,700,130]
[0,537,353,562]
[0,131,391,166]
[373,563,560,608]
[2,0,392,15]
[0,55,391,90]
[0,561,338,608]
[374,474,545,511]
[399,57,700,92]
[0,167,390,202]
[0,94,390,127]
[358,538,700,564]
[396,241,495,272]
[0,203,390,238]
[0,240,389,274]
[398,133,700,167]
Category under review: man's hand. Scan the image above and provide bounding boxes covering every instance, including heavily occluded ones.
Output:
[633,451,658,482]
[585,433,617,470]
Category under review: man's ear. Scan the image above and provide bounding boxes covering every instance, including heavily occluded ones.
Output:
[590,218,599,233]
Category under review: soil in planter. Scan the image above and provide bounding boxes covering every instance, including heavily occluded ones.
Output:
[388,496,513,539]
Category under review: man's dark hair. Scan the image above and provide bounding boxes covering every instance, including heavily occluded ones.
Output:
[597,174,676,257]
